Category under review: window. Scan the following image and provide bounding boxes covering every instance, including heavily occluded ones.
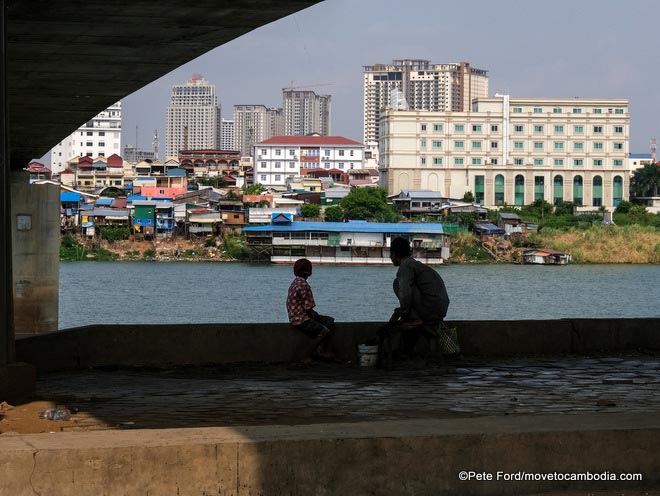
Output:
[554,159,564,166]
[472,124,482,132]
[324,149,331,156]
[472,141,482,149]
[475,175,485,204]
[534,176,545,200]
[593,108,602,114]
[613,142,623,150]
[454,124,464,132]
[350,150,354,156]
[433,124,443,131]
[275,174,281,181]
[574,125,584,134]
[553,108,562,113]
[260,149,267,155]
[420,140,427,147]
[289,149,296,156]
[533,125,544,133]
[421,124,427,131]
[593,176,602,206]
[574,142,584,150]
[573,176,583,205]
[533,107,542,113]
[615,108,624,114]
[323,162,330,168]
[491,141,498,149]
[86,131,93,136]
[514,142,524,149]
[454,141,464,149]
[573,159,583,166]
[421,157,426,165]
[614,126,623,134]
[274,162,281,168]
[554,125,564,133]
[513,107,522,113]
[260,174,267,181]
[338,163,345,169]
[98,131,105,136]
[514,125,524,133]
[432,140,442,148]
[339,150,345,156]
[289,162,296,168]
[495,174,505,205]
[433,157,442,165]
[554,142,564,150]
[572,108,582,114]
[98,142,105,147]
[534,159,544,166]
[553,175,564,205]
[613,176,623,206]
[472,158,481,165]
[491,158,498,165]
[86,141,93,147]
[275,149,281,156]
[593,159,603,166]
[454,158,464,165]
[515,175,525,205]
[260,162,266,168]
[514,158,524,165]
[491,125,499,132]
[613,159,623,166]
[534,142,544,150]
[593,142,603,150]
[593,126,603,133]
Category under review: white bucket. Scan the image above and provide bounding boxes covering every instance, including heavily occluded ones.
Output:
[358,344,378,367]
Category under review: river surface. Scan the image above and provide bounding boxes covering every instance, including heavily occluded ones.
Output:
[58,262,660,329]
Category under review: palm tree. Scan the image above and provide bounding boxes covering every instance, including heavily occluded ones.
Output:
[631,162,660,198]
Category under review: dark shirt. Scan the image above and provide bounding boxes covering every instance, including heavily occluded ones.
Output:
[395,256,449,322]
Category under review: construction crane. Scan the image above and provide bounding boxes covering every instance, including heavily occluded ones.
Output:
[284,81,334,92]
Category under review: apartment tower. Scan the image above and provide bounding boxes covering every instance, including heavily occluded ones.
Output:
[363,60,488,145]
[282,89,331,136]
[233,105,284,157]
[165,73,221,158]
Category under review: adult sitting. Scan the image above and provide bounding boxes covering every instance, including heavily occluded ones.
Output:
[387,237,450,355]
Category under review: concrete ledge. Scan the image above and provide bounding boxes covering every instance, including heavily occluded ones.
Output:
[1,413,658,495]
[15,318,660,372]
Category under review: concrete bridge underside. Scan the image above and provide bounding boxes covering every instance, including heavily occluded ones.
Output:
[0,0,321,400]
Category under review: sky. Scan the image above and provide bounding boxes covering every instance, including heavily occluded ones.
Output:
[120,0,658,161]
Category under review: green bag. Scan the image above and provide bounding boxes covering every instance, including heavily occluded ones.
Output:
[439,323,460,356]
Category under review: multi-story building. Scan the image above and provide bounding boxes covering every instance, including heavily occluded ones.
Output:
[379,95,630,209]
[49,102,122,174]
[221,119,234,150]
[282,89,331,136]
[233,105,284,157]
[363,60,488,146]
[123,145,155,163]
[165,73,221,158]
[254,135,363,189]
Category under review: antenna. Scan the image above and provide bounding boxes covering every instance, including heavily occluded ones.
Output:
[651,138,657,163]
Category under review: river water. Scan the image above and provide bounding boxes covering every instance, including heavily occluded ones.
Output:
[58,262,660,329]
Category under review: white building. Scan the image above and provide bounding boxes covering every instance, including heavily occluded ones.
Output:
[282,89,331,136]
[254,135,364,189]
[165,73,221,158]
[233,105,284,157]
[379,95,630,209]
[221,119,234,150]
[49,102,122,174]
[363,60,488,146]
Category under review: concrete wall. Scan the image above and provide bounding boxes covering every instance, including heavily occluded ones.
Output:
[1,414,659,495]
[11,180,60,334]
[15,318,660,373]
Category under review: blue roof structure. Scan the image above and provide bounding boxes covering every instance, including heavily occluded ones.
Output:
[244,220,444,235]
[95,197,113,206]
[167,167,187,177]
[629,153,652,159]
[60,192,81,202]
[474,223,505,235]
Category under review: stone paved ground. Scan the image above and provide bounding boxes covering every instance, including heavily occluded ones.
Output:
[19,353,660,432]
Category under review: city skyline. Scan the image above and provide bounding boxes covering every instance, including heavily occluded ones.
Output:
[110,0,657,161]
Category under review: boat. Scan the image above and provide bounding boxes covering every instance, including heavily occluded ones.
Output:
[522,248,572,265]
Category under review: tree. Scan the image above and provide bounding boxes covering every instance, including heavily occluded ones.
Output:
[242,183,264,195]
[300,203,320,218]
[631,162,660,199]
[338,187,400,222]
[462,191,475,203]
[554,201,577,216]
[324,205,344,222]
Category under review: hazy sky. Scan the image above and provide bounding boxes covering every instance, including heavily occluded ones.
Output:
[121,0,658,160]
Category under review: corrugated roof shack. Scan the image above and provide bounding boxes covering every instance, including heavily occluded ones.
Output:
[498,212,526,235]
[473,223,505,241]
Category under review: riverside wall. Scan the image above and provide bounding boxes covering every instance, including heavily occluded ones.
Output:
[15,318,660,372]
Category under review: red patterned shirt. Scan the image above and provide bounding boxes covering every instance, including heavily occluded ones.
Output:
[286,276,315,326]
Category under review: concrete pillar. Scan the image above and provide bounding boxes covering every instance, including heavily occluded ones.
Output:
[11,173,60,336]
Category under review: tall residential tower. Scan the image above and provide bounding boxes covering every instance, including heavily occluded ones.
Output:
[282,89,331,136]
[363,60,488,145]
[233,105,284,157]
[165,73,221,158]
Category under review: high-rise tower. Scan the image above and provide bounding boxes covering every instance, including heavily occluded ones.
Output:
[282,89,331,136]
[362,60,488,145]
[165,73,221,158]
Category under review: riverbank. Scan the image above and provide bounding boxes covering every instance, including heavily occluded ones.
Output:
[60,224,660,264]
